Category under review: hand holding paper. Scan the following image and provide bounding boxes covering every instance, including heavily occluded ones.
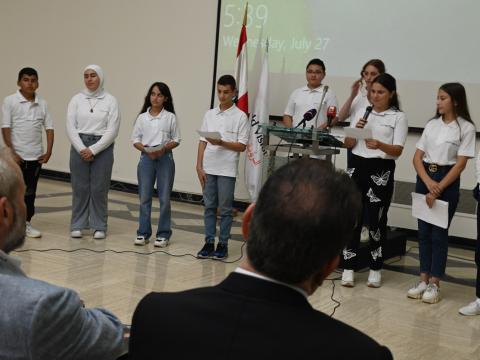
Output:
[197,130,221,140]
[344,127,373,140]
[411,192,449,229]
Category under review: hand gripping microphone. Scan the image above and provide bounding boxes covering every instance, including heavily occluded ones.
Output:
[362,105,373,122]
[296,108,317,128]
[326,106,337,128]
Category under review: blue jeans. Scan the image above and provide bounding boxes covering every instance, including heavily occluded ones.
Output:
[203,174,236,244]
[416,164,459,278]
[137,152,175,239]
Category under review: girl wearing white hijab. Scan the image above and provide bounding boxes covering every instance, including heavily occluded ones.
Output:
[66,65,121,239]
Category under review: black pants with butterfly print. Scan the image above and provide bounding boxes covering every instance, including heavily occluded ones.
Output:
[343,154,396,270]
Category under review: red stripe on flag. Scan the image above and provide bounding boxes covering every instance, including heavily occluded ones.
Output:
[236,26,247,57]
[237,93,249,115]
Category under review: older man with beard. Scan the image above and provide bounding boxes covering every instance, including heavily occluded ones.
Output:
[0,148,127,360]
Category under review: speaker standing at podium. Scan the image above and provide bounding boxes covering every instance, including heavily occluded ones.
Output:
[341,73,408,288]
[282,58,338,129]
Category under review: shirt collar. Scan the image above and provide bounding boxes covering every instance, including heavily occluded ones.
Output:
[372,107,397,116]
[0,249,22,268]
[146,107,165,120]
[215,104,236,115]
[15,90,38,104]
[302,84,325,93]
[234,267,308,298]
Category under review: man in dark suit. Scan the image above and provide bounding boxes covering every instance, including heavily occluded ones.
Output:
[129,159,393,359]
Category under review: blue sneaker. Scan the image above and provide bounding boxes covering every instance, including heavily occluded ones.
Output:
[213,243,228,260]
[197,242,215,259]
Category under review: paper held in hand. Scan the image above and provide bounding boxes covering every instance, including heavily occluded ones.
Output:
[144,143,167,153]
[411,192,449,229]
[197,130,221,140]
[344,127,373,140]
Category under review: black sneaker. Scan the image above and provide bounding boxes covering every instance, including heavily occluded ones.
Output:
[213,243,228,260]
[197,242,215,259]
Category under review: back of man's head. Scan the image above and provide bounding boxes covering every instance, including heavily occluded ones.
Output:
[0,148,26,253]
[247,159,361,284]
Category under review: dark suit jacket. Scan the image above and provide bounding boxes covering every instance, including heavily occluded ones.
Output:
[129,272,392,359]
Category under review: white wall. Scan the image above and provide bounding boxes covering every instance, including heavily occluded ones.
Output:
[0,0,218,195]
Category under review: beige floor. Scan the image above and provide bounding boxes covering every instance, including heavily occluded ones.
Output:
[12,178,480,359]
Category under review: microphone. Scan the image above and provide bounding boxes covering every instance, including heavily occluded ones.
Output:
[327,106,337,128]
[362,105,373,122]
[296,108,317,128]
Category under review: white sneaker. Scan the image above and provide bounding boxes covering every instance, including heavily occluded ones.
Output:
[360,226,369,243]
[26,222,42,238]
[407,281,428,299]
[93,231,106,239]
[134,236,149,246]
[154,237,169,248]
[70,230,82,238]
[459,299,480,316]
[422,283,441,304]
[341,269,355,287]
[367,270,382,288]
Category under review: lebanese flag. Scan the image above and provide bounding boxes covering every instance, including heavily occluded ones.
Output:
[234,5,248,114]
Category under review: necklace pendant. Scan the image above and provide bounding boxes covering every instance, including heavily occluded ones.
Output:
[90,109,93,113]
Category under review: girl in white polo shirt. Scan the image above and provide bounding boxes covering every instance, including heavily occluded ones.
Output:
[131,82,181,247]
[342,73,408,288]
[339,59,386,243]
[407,83,475,304]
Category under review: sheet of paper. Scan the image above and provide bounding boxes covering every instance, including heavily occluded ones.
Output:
[196,130,221,140]
[144,143,166,153]
[344,127,373,140]
[411,192,449,229]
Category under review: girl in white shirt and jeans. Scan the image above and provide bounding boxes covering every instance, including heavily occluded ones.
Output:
[408,83,475,304]
[131,82,181,247]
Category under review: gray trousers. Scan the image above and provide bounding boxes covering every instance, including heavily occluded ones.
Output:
[70,134,114,231]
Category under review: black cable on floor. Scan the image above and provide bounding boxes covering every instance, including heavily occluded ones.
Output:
[13,241,246,264]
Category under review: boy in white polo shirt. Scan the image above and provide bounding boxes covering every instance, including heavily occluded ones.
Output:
[1,67,54,238]
[196,75,249,259]
[283,58,338,129]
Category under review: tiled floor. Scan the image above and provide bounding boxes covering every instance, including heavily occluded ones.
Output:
[12,178,480,359]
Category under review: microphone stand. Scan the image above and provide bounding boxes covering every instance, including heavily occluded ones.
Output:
[313,85,328,129]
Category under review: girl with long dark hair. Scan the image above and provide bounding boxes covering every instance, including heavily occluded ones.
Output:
[341,73,408,288]
[131,82,181,247]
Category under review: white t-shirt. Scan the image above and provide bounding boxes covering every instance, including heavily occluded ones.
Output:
[2,91,54,160]
[348,87,371,122]
[350,108,408,160]
[131,108,181,146]
[66,92,121,155]
[416,116,475,165]
[284,85,338,128]
[200,105,249,178]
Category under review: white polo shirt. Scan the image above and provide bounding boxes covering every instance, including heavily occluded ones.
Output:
[200,105,249,178]
[416,117,475,165]
[350,108,408,160]
[347,87,371,122]
[284,84,338,128]
[131,108,181,146]
[2,90,54,160]
[66,92,120,155]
